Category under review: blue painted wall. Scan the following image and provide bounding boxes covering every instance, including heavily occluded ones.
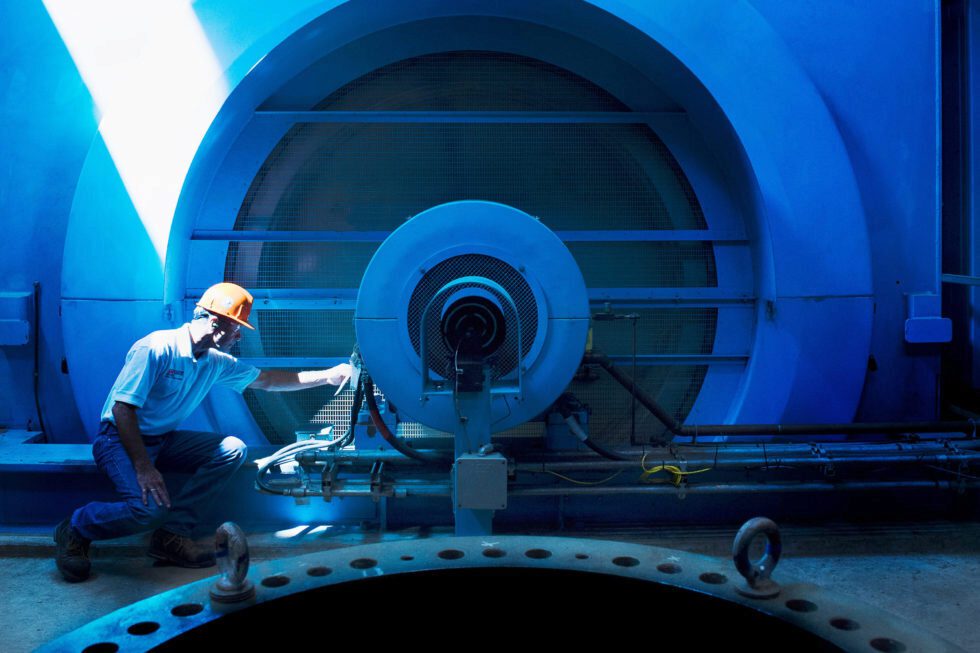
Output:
[0,1,94,439]
[0,0,961,451]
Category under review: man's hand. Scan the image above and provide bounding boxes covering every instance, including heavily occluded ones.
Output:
[325,363,352,387]
[112,401,170,507]
[135,462,171,508]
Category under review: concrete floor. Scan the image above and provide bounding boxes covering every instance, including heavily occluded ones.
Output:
[2,521,979,652]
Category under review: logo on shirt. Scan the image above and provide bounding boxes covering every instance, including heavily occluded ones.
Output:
[164,368,184,380]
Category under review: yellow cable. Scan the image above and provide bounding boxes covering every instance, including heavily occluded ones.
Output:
[640,452,712,487]
[546,470,622,486]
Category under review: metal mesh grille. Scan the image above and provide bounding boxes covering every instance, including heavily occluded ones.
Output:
[252,310,354,357]
[408,255,537,380]
[590,309,718,355]
[570,242,717,288]
[245,382,384,442]
[570,366,709,446]
[233,124,706,233]
[399,422,544,440]
[243,388,278,439]
[242,383,335,443]
[228,51,720,444]
[226,242,379,289]
[316,52,629,112]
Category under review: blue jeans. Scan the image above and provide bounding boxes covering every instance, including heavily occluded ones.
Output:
[71,424,247,540]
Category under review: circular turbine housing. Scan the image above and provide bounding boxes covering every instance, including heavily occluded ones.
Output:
[355,201,589,433]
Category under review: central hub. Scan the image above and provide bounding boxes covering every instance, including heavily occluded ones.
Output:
[440,291,507,392]
[441,294,507,358]
[355,200,589,434]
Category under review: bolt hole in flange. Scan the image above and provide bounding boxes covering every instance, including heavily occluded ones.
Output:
[870,638,907,652]
[613,556,640,567]
[829,618,859,631]
[307,566,331,577]
[699,572,728,585]
[350,558,377,569]
[786,599,818,613]
[171,604,204,618]
[657,562,682,574]
[438,549,465,560]
[525,548,552,559]
[126,622,160,636]
[82,644,118,653]
[261,575,290,588]
[482,548,506,558]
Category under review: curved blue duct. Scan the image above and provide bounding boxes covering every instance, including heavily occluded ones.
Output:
[356,201,589,433]
[41,0,891,446]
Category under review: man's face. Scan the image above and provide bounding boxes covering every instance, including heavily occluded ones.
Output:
[209,315,242,352]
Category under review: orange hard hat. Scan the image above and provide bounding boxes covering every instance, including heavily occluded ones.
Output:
[196,282,256,330]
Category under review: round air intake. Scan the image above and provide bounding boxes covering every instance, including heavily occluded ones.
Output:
[355,201,589,433]
[411,254,536,381]
[439,290,508,360]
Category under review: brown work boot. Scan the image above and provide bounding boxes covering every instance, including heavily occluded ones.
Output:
[148,529,215,568]
[54,518,91,582]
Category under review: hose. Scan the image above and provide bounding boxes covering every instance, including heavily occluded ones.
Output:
[256,362,368,493]
[255,437,347,494]
[334,376,364,450]
[582,437,628,461]
[563,413,627,461]
[555,393,628,461]
[363,375,450,465]
[257,370,448,493]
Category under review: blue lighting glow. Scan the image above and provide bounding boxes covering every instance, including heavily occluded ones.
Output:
[41,0,229,265]
[274,524,311,539]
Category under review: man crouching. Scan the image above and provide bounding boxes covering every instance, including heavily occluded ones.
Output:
[54,282,350,582]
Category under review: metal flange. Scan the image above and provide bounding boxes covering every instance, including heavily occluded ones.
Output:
[41,534,965,652]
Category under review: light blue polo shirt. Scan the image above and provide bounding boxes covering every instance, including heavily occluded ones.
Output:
[100,324,261,436]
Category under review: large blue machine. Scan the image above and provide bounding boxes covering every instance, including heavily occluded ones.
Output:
[355,200,589,532]
[1,1,978,530]
[356,201,590,434]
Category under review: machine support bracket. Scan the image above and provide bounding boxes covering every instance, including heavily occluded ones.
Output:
[321,462,339,502]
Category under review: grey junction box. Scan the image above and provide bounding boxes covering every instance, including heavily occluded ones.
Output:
[454,453,508,510]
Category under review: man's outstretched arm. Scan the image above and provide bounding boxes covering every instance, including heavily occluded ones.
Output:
[248,363,352,392]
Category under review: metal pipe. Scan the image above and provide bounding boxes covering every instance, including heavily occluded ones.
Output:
[509,480,972,497]
[678,422,977,436]
[515,452,980,472]
[270,478,974,499]
[295,441,980,469]
[274,477,977,500]
[281,482,452,498]
[520,440,980,458]
[583,352,977,438]
[296,450,445,465]
[32,281,46,436]
[584,352,680,431]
